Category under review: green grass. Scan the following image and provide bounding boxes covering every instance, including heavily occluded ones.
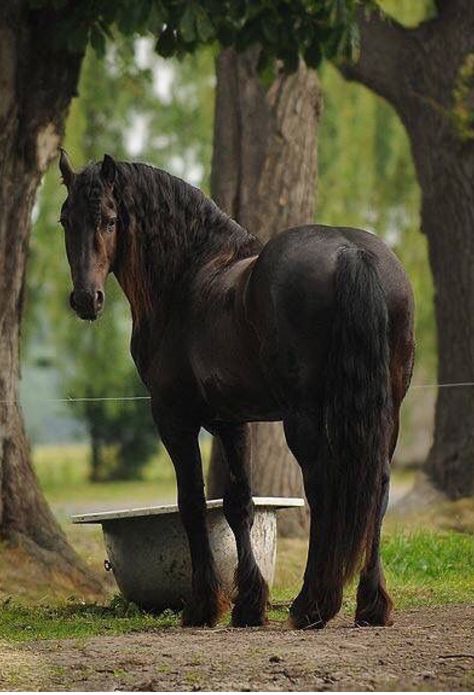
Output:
[383,527,474,608]
[271,528,474,618]
[1,528,472,642]
[0,597,178,643]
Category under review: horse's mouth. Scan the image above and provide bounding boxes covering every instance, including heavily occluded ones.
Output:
[75,308,100,321]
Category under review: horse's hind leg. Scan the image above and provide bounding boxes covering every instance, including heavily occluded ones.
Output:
[215,422,269,627]
[355,398,403,627]
[284,410,343,629]
[354,455,393,627]
[156,414,229,627]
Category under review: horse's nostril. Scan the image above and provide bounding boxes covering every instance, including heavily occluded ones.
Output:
[96,290,104,310]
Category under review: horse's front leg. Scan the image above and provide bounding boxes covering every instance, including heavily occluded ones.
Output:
[157,416,229,627]
[215,422,269,627]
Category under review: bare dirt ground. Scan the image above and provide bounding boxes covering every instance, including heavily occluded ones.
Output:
[1,605,473,691]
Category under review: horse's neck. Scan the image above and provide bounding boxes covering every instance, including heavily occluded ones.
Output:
[113,170,259,325]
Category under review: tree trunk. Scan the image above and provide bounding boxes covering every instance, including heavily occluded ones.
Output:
[0,3,101,594]
[89,431,103,483]
[419,154,474,496]
[206,47,322,535]
[340,3,474,499]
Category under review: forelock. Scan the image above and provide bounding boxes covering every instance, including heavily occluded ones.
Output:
[72,165,104,226]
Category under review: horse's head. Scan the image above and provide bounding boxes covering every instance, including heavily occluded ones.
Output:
[59,150,119,320]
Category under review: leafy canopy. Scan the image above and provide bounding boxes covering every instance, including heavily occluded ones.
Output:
[29,0,364,71]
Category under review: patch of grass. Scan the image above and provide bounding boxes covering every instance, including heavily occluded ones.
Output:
[0,596,179,643]
[383,527,474,609]
[1,527,472,641]
[273,528,474,614]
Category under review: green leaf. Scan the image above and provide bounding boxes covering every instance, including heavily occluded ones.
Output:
[261,12,279,46]
[116,7,136,35]
[195,6,215,42]
[179,4,197,43]
[148,1,167,34]
[90,25,106,57]
[257,51,277,89]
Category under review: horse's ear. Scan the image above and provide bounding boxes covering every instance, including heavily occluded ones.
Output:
[101,154,117,187]
[59,148,75,188]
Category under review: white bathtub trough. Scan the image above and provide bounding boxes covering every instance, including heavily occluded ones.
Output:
[72,496,304,612]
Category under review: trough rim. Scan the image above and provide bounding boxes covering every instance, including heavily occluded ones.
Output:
[71,496,305,525]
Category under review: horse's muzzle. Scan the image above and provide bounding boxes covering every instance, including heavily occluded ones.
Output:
[70,288,104,320]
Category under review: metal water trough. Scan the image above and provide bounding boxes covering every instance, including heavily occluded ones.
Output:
[72,497,304,612]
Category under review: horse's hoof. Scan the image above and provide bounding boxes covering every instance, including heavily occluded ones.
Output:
[289,610,326,630]
[182,604,221,628]
[354,608,394,628]
[231,603,267,628]
[182,590,230,628]
[355,584,393,627]
[289,588,341,630]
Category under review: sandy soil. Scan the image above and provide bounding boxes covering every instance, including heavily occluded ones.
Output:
[1,605,473,691]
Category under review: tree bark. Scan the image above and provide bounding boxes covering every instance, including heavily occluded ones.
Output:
[341,3,474,498]
[207,47,322,535]
[0,3,102,594]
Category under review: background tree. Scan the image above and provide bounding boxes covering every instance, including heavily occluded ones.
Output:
[340,0,474,497]
[206,47,321,535]
[0,0,97,591]
[317,55,436,463]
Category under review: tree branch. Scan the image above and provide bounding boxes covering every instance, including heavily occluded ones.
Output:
[338,6,414,110]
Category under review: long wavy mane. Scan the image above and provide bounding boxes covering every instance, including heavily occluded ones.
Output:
[97,162,260,322]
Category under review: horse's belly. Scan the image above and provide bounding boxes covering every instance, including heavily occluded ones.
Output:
[202,382,283,422]
[194,354,282,422]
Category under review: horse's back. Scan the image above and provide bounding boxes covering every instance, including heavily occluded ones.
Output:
[249,223,413,318]
[245,224,414,399]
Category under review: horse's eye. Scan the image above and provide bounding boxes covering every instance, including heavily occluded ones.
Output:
[105,218,116,232]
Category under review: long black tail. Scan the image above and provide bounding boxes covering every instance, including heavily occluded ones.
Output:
[317,245,390,589]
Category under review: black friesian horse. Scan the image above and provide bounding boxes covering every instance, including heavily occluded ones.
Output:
[59,152,415,629]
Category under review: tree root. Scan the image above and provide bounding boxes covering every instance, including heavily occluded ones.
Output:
[1,531,105,601]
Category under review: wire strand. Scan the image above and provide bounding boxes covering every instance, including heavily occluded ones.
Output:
[410,381,474,390]
[0,382,474,405]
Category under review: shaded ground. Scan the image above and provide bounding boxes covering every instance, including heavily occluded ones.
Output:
[1,605,473,691]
